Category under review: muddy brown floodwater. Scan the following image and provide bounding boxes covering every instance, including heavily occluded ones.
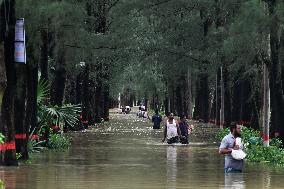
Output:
[1,108,284,189]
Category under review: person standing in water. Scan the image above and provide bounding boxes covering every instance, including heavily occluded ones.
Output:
[179,115,189,144]
[219,122,244,173]
[162,113,181,144]
[152,110,162,129]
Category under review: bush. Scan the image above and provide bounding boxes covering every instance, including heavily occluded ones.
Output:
[216,126,259,145]
[46,134,71,150]
[216,126,284,165]
[247,145,284,165]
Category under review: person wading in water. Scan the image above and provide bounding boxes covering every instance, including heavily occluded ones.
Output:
[219,122,244,173]
[179,115,190,144]
[162,113,181,144]
[152,110,162,129]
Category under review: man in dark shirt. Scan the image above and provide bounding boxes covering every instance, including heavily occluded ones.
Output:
[179,115,189,144]
[152,110,162,129]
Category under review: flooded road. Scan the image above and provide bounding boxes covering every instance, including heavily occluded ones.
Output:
[1,109,284,189]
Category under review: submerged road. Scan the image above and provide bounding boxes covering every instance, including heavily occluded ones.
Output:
[0,108,283,189]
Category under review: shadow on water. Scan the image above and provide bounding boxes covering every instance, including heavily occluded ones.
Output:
[0,108,284,189]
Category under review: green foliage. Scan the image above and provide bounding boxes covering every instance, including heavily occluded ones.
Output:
[25,159,32,165]
[0,180,4,189]
[27,139,46,153]
[16,153,22,160]
[215,127,230,141]
[216,126,284,165]
[37,78,81,131]
[247,145,284,165]
[0,133,4,144]
[39,104,81,131]
[216,126,260,143]
[35,77,80,153]
[37,78,50,104]
[46,134,71,150]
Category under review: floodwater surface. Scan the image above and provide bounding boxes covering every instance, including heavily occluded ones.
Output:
[1,110,284,189]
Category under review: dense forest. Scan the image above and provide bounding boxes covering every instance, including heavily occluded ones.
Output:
[0,0,284,165]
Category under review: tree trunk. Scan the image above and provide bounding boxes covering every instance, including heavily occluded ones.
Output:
[223,67,231,128]
[82,64,90,127]
[51,51,66,106]
[194,73,210,122]
[176,81,183,117]
[262,63,270,147]
[268,1,284,141]
[0,0,17,165]
[14,64,28,159]
[40,28,48,81]
[187,66,193,119]
[220,67,224,129]
[25,64,38,141]
[94,80,102,123]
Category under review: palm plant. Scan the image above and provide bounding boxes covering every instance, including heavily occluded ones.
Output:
[28,77,81,152]
[37,78,82,134]
[39,104,81,133]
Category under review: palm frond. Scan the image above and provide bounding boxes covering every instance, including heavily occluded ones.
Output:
[56,104,82,127]
[37,78,50,104]
[39,104,82,129]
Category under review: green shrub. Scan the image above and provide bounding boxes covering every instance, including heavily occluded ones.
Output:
[46,134,71,150]
[216,126,260,145]
[247,145,284,165]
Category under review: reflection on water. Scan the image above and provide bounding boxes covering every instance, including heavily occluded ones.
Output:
[0,112,284,189]
[166,146,177,189]
[224,173,245,189]
[264,170,271,189]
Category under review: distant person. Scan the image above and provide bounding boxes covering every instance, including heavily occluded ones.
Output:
[121,106,125,114]
[179,115,189,144]
[143,111,150,120]
[138,109,144,118]
[125,106,131,114]
[152,110,162,129]
[162,113,181,144]
[219,122,244,173]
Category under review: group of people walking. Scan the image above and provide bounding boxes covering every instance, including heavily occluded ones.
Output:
[151,110,245,173]
[151,111,192,145]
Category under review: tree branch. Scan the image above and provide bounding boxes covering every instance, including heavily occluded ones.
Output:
[108,0,120,12]
[138,0,174,12]
[65,44,117,50]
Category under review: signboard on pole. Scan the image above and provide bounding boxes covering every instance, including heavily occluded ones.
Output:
[14,18,26,64]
